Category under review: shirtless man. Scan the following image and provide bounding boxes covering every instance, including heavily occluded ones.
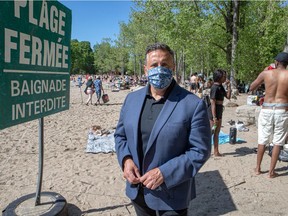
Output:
[250,52,288,178]
[189,73,198,93]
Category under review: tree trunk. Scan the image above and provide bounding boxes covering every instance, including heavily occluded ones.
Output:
[121,57,125,76]
[230,0,239,87]
[284,33,288,52]
[176,51,183,83]
[225,1,233,66]
[139,58,142,77]
[134,54,136,76]
[182,51,185,84]
[175,52,178,78]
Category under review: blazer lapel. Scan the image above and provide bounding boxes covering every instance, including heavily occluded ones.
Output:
[145,84,181,155]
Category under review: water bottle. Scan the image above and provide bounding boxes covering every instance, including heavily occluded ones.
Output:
[229,127,237,144]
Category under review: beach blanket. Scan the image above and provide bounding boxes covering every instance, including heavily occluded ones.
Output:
[86,129,245,153]
[86,130,115,153]
[212,131,245,145]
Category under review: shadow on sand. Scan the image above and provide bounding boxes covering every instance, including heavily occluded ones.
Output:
[66,171,237,216]
[188,170,237,216]
[224,146,256,157]
[67,203,133,216]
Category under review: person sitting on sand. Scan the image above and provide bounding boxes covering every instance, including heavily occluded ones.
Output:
[250,52,288,178]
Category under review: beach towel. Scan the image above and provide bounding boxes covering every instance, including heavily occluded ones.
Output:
[212,131,245,145]
[86,130,115,153]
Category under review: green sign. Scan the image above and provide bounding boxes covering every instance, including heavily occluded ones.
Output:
[0,0,71,130]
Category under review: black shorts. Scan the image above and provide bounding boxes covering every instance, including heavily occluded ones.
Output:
[208,104,224,120]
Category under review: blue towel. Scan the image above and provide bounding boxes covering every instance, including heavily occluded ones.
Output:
[86,130,116,153]
[212,131,245,145]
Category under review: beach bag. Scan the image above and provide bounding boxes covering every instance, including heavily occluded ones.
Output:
[102,94,109,103]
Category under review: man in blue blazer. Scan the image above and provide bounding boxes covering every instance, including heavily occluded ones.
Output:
[115,43,211,215]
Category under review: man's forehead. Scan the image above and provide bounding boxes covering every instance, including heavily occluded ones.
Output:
[147,50,172,59]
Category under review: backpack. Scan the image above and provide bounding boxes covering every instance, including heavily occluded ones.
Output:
[268,145,288,162]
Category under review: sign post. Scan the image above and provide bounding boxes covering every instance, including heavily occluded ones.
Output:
[1,0,72,215]
[35,117,44,205]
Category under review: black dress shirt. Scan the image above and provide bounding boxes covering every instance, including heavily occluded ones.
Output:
[138,79,175,174]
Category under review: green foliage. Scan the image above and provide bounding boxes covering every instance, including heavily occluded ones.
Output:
[70,0,288,82]
[70,40,94,74]
[235,1,288,81]
[93,38,116,74]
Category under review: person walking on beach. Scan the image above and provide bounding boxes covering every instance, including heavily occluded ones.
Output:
[84,76,94,105]
[114,42,211,215]
[208,69,231,157]
[94,76,104,105]
[250,52,288,178]
[77,75,84,87]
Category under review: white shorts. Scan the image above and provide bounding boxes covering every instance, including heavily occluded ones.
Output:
[258,109,288,146]
[86,87,94,95]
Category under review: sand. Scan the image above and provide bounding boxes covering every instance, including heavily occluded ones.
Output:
[1,82,287,216]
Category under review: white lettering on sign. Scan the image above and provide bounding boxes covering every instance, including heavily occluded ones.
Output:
[1,0,70,129]
[14,0,66,36]
[11,79,67,97]
[4,28,69,68]
[4,29,17,63]
[12,96,66,120]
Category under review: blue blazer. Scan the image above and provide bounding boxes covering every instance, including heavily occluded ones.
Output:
[115,82,211,210]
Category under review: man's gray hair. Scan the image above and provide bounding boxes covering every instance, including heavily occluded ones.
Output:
[144,42,175,65]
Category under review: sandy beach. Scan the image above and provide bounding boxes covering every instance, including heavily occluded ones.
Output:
[1,82,287,216]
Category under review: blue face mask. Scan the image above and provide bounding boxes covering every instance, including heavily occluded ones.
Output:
[147,66,173,89]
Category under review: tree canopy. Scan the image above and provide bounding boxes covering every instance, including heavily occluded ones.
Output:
[70,0,288,83]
